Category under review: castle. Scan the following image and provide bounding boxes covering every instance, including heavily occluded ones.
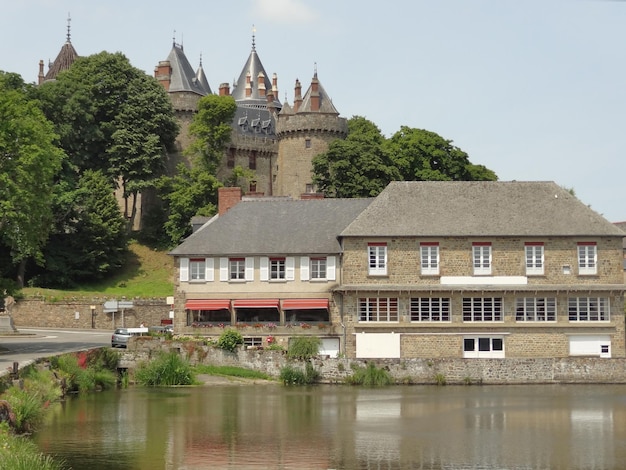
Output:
[39,23,348,202]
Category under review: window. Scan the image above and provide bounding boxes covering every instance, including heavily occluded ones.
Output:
[229,258,245,280]
[270,258,286,280]
[249,151,257,170]
[410,297,450,322]
[578,242,597,275]
[463,297,503,321]
[359,297,398,322]
[310,258,327,280]
[244,337,263,348]
[227,148,235,168]
[368,243,387,276]
[463,337,504,358]
[472,243,491,275]
[190,258,206,281]
[515,297,556,321]
[249,180,257,193]
[305,183,315,194]
[420,243,439,275]
[305,138,311,149]
[525,242,544,275]
[568,297,609,321]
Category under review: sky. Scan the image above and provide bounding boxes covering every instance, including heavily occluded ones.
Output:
[2,0,626,222]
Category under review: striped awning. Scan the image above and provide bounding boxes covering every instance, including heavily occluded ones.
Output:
[232,299,280,309]
[282,299,329,310]
[184,299,230,310]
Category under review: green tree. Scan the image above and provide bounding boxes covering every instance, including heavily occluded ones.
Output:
[0,72,64,288]
[385,127,497,182]
[312,116,400,197]
[35,52,179,229]
[32,170,127,288]
[186,94,237,170]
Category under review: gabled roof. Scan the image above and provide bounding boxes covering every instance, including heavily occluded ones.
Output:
[341,181,624,238]
[170,198,372,257]
[165,43,210,95]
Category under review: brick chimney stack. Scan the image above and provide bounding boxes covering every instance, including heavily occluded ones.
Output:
[218,187,242,215]
[219,82,230,96]
[38,60,45,85]
[257,71,266,97]
[294,79,302,113]
[154,61,172,91]
[272,73,279,101]
[310,73,320,112]
[245,72,252,97]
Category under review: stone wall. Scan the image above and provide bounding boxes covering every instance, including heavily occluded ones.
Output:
[120,337,626,384]
[10,299,172,330]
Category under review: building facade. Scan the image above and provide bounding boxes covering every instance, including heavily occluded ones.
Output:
[170,181,626,359]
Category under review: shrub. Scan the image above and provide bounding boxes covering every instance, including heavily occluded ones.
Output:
[345,362,392,386]
[279,362,320,385]
[217,329,244,352]
[287,337,321,360]
[134,352,195,386]
[0,428,68,470]
[2,388,46,434]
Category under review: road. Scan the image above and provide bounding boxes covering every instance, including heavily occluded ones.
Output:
[0,328,113,376]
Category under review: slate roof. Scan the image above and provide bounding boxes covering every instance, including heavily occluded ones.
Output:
[341,181,624,238]
[231,45,281,109]
[298,73,340,115]
[44,40,78,81]
[165,43,210,95]
[170,198,372,257]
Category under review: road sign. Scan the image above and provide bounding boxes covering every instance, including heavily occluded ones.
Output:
[118,301,134,309]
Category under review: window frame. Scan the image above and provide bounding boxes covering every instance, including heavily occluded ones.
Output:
[410,297,450,322]
[568,297,609,322]
[463,336,505,358]
[229,258,246,280]
[358,297,398,322]
[525,242,544,276]
[189,258,206,281]
[462,297,503,322]
[368,242,388,276]
[577,242,597,275]
[310,257,327,280]
[269,257,286,280]
[515,297,556,322]
[420,242,440,276]
[472,242,492,275]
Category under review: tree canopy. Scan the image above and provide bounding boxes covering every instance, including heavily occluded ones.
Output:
[313,116,497,198]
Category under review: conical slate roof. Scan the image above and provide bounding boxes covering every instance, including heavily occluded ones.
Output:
[44,40,78,81]
[231,40,281,108]
[165,43,210,95]
[298,72,339,115]
[196,58,212,95]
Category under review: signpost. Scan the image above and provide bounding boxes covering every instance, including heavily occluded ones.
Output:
[102,300,134,328]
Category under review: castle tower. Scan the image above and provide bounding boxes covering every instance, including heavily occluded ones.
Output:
[38,14,79,84]
[274,71,347,198]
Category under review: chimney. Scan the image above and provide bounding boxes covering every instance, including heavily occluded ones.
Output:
[245,72,252,97]
[154,61,172,91]
[267,90,275,114]
[272,73,279,100]
[294,79,302,113]
[310,73,320,112]
[219,82,230,96]
[257,71,266,97]
[38,60,45,85]
[218,187,242,215]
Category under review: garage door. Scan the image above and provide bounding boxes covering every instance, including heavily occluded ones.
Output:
[356,332,400,359]
[569,335,611,358]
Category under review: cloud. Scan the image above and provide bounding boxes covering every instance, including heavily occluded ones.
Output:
[251,0,319,24]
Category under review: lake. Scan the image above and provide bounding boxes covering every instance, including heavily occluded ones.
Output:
[34,383,626,469]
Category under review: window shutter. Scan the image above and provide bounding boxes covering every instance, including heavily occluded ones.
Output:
[205,258,214,282]
[260,257,269,281]
[300,257,310,281]
[180,258,189,282]
[219,258,228,281]
[327,256,336,280]
[245,257,254,281]
[286,257,295,280]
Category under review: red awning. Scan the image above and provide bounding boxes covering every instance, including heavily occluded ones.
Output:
[233,299,280,309]
[185,299,231,310]
[282,299,329,310]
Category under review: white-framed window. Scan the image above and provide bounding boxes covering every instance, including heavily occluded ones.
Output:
[244,337,263,348]
[568,297,609,322]
[310,257,327,280]
[186,258,213,282]
[368,243,387,276]
[229,258,245,280]
[358,297,398,322]
[525,242,544,276]
[463,297,502,322]
[578,242,597,275]
[515,297,556,321]
[472,243,492,275]
[410,297,450,322]
[270,257,286,280]
[463,336,505,358]
[420,243,439,276]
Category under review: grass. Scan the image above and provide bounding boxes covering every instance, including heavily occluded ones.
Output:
[134,352,195,386]
[22,242,174,300]
[193,364,272,381]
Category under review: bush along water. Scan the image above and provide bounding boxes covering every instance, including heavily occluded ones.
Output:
[134,351,195,386]
[217,329,244,352]
[345,362,392,386]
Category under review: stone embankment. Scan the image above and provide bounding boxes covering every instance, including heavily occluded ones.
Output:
[121,337,626,385]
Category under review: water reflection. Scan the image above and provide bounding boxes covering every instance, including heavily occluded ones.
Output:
[35,384,626,469]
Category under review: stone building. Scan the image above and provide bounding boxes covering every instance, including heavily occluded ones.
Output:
[169,181,626,360]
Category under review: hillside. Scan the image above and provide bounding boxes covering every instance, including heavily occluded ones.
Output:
[22,242,174,300]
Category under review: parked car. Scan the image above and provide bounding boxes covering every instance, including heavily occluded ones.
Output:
[148,325,174,334]
[111,327,149,348]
